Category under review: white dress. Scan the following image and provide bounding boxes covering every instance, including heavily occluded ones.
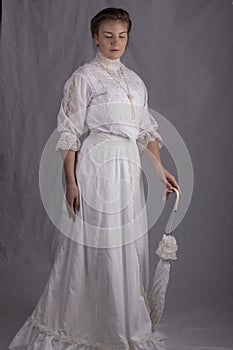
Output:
[8,50,167,350]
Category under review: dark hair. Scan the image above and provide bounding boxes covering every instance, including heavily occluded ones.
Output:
[90,7,132,38]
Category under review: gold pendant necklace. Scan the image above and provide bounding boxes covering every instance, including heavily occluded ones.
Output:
[96,59,136,120]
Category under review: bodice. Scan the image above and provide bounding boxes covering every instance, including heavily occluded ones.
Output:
[55,50,163,153]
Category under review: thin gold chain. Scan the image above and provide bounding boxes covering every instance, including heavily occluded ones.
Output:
[120,66,133,101]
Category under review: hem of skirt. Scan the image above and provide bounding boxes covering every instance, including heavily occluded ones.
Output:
[8,315,168,350]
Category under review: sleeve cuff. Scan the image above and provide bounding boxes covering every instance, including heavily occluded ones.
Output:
[136,129,163,153]
[55,132,81,152]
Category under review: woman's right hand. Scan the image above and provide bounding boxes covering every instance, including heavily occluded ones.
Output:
[65,183,80,217]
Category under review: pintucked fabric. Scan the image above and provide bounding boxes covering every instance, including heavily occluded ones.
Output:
[8,50,167,350]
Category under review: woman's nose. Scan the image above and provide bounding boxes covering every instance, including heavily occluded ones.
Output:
[111,36,119,45]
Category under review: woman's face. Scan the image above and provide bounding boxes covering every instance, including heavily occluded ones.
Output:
[94,19,128,60]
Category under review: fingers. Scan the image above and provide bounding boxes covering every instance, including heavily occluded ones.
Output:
[65,185,80,218]
[165,172,182,197]
[74,196,80,212]
[164,187,174,200]
[164,178,182,201]
[66,200,75,219]
[66,196,80,218]
[171,178,182,196]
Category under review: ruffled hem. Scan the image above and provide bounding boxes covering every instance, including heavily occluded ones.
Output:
[8,315,168,350]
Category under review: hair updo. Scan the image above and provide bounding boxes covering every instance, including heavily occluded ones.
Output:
[90,7,132,38]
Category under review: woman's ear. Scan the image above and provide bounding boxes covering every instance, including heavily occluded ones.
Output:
[93,34,99,47]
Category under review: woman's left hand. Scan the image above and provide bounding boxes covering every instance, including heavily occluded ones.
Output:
[162,167,182,200]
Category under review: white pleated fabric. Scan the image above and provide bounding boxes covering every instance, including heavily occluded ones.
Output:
[8,50,167,350]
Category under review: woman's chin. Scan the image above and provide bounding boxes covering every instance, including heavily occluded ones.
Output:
[108,50,123,59]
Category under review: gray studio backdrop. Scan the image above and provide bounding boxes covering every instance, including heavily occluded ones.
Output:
[1,1,233,349]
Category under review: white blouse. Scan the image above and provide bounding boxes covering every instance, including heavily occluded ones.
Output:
[55,50,163,154]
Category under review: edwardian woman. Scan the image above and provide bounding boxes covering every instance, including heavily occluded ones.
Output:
[8,7,181,350]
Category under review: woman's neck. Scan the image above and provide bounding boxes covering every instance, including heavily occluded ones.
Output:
[95,49,121,71]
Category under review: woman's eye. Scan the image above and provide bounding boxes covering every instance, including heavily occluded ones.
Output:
[104,35,126,39]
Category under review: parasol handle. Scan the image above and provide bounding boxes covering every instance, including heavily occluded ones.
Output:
[172,187,180,212]
[165,187,180,234]
[162,186,180,211]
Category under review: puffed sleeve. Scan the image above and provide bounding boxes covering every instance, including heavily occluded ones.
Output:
[55,71,92,152]
[136,81,163,152]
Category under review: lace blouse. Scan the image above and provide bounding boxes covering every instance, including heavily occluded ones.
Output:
[55,50,163,154]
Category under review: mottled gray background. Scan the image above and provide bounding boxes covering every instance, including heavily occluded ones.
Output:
[1,1,233,349]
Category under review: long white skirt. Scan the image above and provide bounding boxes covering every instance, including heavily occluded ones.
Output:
[8,132,167,350]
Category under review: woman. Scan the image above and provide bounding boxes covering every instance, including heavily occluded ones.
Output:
[8,7,181,350]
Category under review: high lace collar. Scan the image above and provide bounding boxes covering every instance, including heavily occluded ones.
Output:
[95,50,122,72]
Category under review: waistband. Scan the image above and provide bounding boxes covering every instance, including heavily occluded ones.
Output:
[88,129,126,139]
[88,129,138,145]
[89,129,108,134]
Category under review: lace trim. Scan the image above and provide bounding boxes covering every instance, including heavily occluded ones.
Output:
[95,50,121,72]
[136,129,162,153]
[55,132,81,152]
[65,75,76,117]
[156,234,178,261]
[28,315,156,349]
